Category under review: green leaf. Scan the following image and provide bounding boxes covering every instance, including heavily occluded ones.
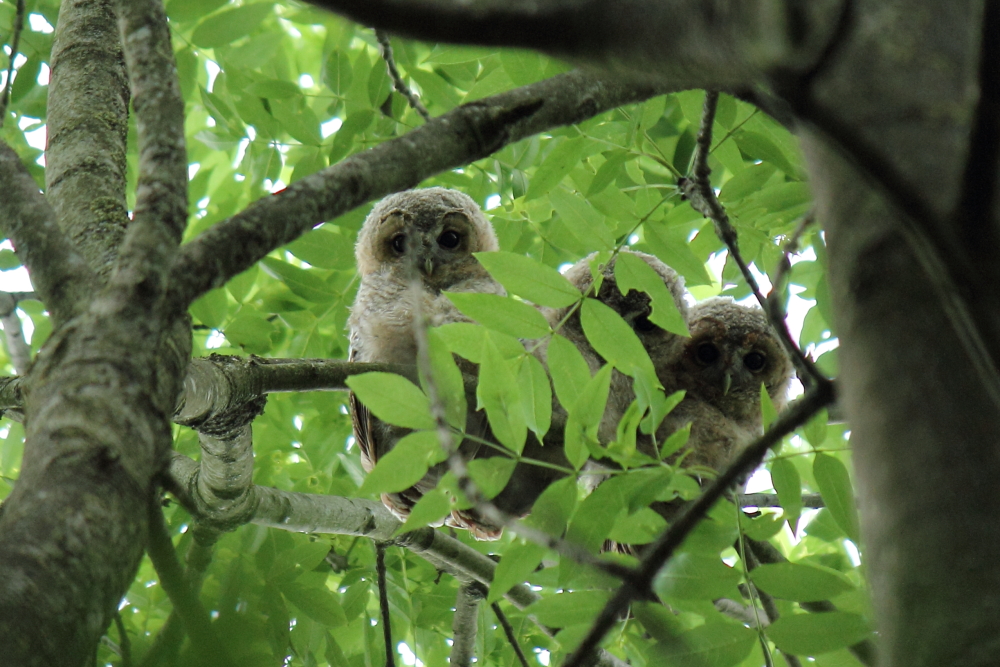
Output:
[285,227,355,270]
[223,313,277,354]
[478,333,527,453]
[525,591,610,627]
[739,512,785,541]
[643,222,714,286]
[422,328,467,430]
[435,322,525,363]
[395,487,451,535]
[166,0,229,23]
[803,408,829,447]
[260,257,336,303]
[0,249,21,270]
[813,454,860,543]
[488,540,546,603]
[650,621,757,667]
[607,507,667,544]
[752,562,855,602]
[655,553,742,601]
[580,297,657,381]
[445,292,551,338]
[572,363,613,431]
[524,476,577,536]
[760,383,778,430]
[770,457,802,534]
[517,354,552,438]
[267,540,332,583]
[191,3,274,48]
[358,431,445,496]
[245,79,301,99]
[474,251,581,308]
[549,188,616,251]
[767,612,872,656]
[563,414,592,470]
[467,457,517,499]
[614,252,689,336]
[280,583,348,628]
[659,422,692,460]
[526,138,588,200]
[189,287,228,329]
[345,373,435,430]
[546,334,593,411]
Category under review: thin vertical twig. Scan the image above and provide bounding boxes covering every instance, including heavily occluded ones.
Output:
[680,90,829,391]
[375,542,396,667]
[492,602,531,667]
[375,30,430,121]
[0,0,25,127]
[114,612,133,667]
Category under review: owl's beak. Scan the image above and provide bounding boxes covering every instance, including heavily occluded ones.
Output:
[423,257,435,276]
[721,371,733,396]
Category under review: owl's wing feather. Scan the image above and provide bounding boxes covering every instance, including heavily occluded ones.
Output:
[348,344,379,474]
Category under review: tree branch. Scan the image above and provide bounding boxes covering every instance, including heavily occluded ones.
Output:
[0,291,31,374]
[0,141,94,325]
[165,70,672,314]
[110,0,187,304]
[302,0,844,86]
[46,0,130,279]
[0,0,25,127]
[375,30,430,121]
[450,582,486,667]
[375,543,397,667]
[564,384,835,667]
[145,500,233,667]
[681,90,828,390]
[492,602,531,667]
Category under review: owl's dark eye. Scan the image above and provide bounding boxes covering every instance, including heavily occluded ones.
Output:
[438,230,461,249]
[634,315,658,333]
[696,342,720,365]
[744,352,767,372]
[390,233,406,254]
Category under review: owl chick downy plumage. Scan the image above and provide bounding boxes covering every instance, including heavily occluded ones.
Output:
[348,187,504,526]
[658,296,794,470]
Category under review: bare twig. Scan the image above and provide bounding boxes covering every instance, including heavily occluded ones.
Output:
[375,543,396,667]
[564,384,835,667]
[375,30,430,121]
[492,602,531,667]
[739,492,824,508]
[0,0,25,127]
[680,90,829,391]
[450,582,486,667]
[166,71,669,314]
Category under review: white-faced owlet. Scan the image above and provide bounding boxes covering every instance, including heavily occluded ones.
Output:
[348,188,503,526]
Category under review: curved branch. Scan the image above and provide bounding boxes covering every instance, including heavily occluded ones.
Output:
[564,384,835,667]
[0,141,94,325]
[165,70,673,313]
[46,0,130,279]
[111,0,187,302]
[302,0,844,85]
[450,582,486,667]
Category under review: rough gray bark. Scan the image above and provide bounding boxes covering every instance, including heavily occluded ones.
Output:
[46,0,130,280]
[164,70,674,312]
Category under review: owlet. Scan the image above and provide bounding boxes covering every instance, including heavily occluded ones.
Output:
[348,188,503,524]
